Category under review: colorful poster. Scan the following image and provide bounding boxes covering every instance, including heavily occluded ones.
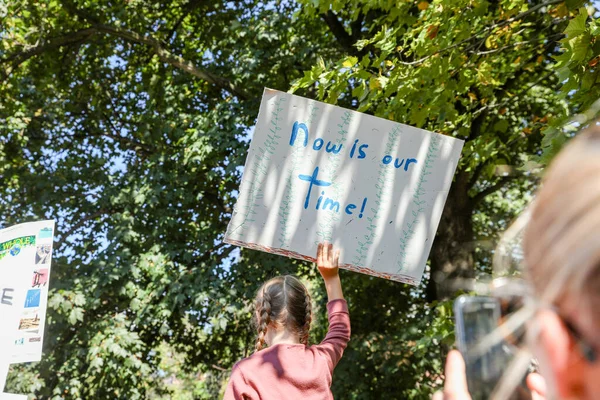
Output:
[0,221,55,364]
[225,89,464,285]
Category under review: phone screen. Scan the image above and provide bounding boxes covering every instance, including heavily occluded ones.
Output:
[455,297,513,400]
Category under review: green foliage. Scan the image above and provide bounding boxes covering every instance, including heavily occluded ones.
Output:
[294,0,579,168]
[1,0,598,399]
[1,0,333,398]
[541,5,600,162]
[146,342,226,400]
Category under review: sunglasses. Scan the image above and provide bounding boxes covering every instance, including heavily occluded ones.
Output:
[558,313,598,364]
[488,279,597,364]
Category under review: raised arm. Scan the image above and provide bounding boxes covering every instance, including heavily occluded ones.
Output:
[315,242,351,370]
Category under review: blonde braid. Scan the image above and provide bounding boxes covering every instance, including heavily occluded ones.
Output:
[255,290,272,351]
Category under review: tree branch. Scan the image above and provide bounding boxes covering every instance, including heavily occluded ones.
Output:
[56,208,108,250]
[495,33,562,96]
[211,364,230,372]
[467,106,488,142]
[468,32,563,55]
[396,0,563,66]
[0,28,96,82]
[321,10,358,55]
[1,24,251,100]
[350,12,364,42]
[203,191,233,215]
[473,69,555,116]
[466,28,561,189]
[71,131,151,155]
[166,0,207,42]
[93,24,250,100]
[471,176,517,205]
[65,98,155,155]
[468,162,488,188]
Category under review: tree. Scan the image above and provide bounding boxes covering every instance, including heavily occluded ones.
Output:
[1,0,598,399]
[292,0,599,300]
[2,1,335,398]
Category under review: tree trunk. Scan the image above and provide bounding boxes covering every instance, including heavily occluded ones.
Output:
[426,171,474,302]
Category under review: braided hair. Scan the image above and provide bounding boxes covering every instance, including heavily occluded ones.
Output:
[253,275,312,352]
[255,288,272,351]
[299,285,312,346]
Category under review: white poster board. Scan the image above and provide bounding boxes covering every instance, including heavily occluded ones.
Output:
[0,221,55,365]
[225,89,463,285]
[0,390,27,400]
[0,362,10,395]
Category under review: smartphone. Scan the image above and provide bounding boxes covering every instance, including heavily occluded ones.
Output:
[454,295,512,400]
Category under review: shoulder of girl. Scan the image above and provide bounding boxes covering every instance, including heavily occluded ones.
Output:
[231,359,249,378]
[234,352,260,370]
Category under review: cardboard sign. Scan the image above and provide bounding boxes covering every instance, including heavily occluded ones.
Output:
[0,221,55,364]
[0,394,28,400]
[225,89,463,285]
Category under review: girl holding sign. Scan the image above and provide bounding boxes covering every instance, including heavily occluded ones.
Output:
[224,242,350,400]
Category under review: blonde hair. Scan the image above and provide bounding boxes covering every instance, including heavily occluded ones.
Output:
[487,124,600,399]
[523,124,600,315]
[253,275,312,351]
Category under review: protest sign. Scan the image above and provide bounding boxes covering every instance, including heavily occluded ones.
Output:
[0,362,9,396]
[0,221,55,364]
[0,287,24,393]
[225,89,463,285]
[0,395,27,400]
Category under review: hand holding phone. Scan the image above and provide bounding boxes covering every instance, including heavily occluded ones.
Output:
[434,352,545,400]
[453,295,511,400]
[432,350,472,400]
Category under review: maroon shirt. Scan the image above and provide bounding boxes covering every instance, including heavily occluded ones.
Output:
[224,299,351,400]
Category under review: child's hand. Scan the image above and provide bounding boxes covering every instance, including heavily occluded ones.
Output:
[317,241,340,281]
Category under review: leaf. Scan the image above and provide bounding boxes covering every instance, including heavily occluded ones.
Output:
[569,33,591,62]
[565,0,586,10]
[581,68,598,90]
[68,308,84,325]
[411,106,428,127]
[317,56,326,70]
[493,119,509,133]
[550,2,569,18]
[564,8,588,38]
[355,39,370,50]
[369,77,381,90]
[417,1,429,11]
[342,56,358,68]
[377,76,389,89]
[426,24,439,39]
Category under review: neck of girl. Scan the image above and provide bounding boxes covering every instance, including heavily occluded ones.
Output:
[267,327,301,346]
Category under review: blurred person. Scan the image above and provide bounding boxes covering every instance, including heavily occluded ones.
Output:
[435,124,600,400]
